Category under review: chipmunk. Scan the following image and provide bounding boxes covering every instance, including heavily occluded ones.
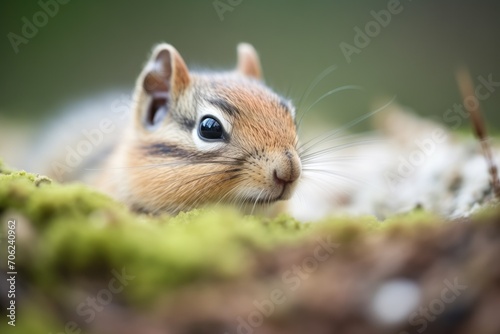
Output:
[9,43,498,219]
[94,43,302,215]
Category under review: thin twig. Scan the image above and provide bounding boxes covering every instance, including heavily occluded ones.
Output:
[456,67,500,199]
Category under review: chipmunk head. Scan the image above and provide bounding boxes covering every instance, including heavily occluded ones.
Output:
[122,43,301,214]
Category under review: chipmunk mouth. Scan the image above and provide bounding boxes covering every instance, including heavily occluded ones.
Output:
[243,184,291,205]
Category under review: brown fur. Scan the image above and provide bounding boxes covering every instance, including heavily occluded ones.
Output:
[95,43,301,215]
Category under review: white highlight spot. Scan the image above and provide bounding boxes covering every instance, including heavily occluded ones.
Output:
[371,279,421,324]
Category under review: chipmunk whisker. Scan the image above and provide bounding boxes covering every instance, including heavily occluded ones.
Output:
[302,167,376,190]
[297,85,365,130]
[250,189,266,215]
[302,155,372,164]
[300,139,382,162]
[297,174,356,207]
[298,131,378,156]
[296,65,338,118]
[297,95,396,154]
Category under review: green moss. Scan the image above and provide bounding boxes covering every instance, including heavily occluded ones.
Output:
[0,160,481,309]
[381,209,441,228]
[0,303,59,334]
[2,158,499,333]
[0,168,129,230]
[32,206,322,305]
[0,164,314,305]
[469,202,500,222]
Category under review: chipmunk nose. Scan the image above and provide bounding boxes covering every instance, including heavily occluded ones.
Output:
[273,170,295,185]
[272,150,301,185]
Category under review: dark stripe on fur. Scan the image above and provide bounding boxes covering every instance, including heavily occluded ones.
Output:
[208,98,240,116]
[144,143,224,161]
[146,143,196,158]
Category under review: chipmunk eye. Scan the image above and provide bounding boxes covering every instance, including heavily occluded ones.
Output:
[198,116,224,141]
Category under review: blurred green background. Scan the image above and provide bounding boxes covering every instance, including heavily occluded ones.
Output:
[1,0,499,128]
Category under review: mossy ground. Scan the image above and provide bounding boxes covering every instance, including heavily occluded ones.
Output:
[1,160,499,334]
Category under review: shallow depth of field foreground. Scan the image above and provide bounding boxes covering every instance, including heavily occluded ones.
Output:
[1,160,499,334]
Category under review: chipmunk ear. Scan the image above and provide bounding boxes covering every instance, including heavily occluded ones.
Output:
[141,44,190,128]
[237,43,262,80]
